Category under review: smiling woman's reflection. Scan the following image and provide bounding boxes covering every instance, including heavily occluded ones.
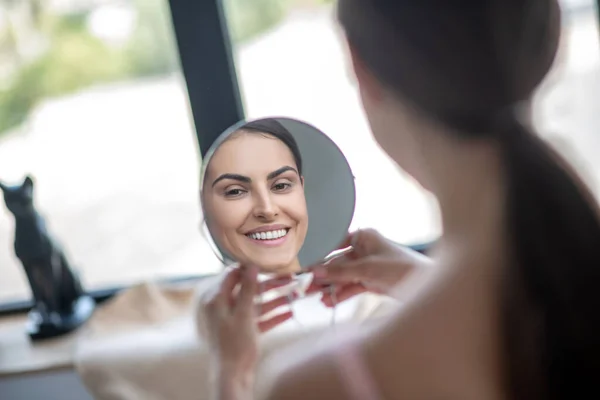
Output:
[202,119,308,275]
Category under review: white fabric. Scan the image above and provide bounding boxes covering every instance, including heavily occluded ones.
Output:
[74,276,397,400]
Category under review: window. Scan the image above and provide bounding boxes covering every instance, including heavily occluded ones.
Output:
[221,0,600,247]
[222,0,442,247]
[534,0,600,197]
[1,0,598,308]
[0,0,222,305]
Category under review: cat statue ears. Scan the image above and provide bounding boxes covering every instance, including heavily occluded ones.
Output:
[23,175,34,188]
[21,175,33,194]
[0,175,34,192]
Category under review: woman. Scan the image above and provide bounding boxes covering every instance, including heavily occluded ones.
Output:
[201,118,309,275]
[201,1,600,399]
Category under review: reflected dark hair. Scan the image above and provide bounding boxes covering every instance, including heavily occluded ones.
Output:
[239,118,303,175]
[339,0,600,398]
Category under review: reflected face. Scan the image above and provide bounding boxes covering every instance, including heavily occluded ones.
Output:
[203,132,308,274]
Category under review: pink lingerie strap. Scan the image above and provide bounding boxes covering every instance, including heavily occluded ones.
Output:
[333,341,383,400]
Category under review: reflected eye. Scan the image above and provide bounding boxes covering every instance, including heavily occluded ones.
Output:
[224,188,246,198]
[273,182,292,192]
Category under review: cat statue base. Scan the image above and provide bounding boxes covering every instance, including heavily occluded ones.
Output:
[0,175,95,341]
[26,295,95,340]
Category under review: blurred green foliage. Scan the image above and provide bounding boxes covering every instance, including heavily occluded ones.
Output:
[38,14,129,98]
[0,12,128,134]
[0,0,332,136]
[225,0,335,43]
[124,0,180,76]
[224,0,287,43]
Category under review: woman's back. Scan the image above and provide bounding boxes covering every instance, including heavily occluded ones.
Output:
[200,1,600,399]
[266,223,510,399]
[265,1,600,399]
[337,0,600,398]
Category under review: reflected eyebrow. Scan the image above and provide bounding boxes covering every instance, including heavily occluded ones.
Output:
[267,166,298,180]
[212,173,251,187]
[212,166,298,187]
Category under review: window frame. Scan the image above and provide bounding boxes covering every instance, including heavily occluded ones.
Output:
[5,0,596,314]
[0,0,244,315]
[168,0,245,158]
[597,0,600,31]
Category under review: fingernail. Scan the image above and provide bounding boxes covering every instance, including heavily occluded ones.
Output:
[312,268,326,278]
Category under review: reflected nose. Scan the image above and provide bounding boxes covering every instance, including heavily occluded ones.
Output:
[252,191,278,220]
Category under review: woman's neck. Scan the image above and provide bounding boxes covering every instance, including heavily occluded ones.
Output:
[288,258,302,274]
[417,128,506,243]
[405,128,509,397]
[366,134,509,398]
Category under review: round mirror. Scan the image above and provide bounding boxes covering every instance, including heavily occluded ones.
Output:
[199,117,356,276]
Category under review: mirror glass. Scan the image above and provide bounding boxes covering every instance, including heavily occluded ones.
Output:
[199,117,355,276]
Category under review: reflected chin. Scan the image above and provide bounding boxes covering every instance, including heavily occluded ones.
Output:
[240,247,301,274]
[221,230,303,274]
[255,258,301,275]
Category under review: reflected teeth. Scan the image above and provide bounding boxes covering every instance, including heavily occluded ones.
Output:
[248,229,288,240]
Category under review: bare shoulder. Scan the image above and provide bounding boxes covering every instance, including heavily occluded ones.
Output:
[257,327,376,400]
[262,347,346,400]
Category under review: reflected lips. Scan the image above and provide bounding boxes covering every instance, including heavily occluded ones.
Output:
[248,233,288,247]
[245,225,290,247]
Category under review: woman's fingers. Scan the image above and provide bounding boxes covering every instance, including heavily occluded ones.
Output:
[333,231,355,253]
[236,266,259,315]
[304,279,327,295]
[305,231,361,271]
[257,293,295,316]
[202,268,242,320]
[321,283,367,307]
[259,276,294,292]
[220,267,242,297]
[311,257,374,285]
[214,268,243,311]
[258,311,294,333]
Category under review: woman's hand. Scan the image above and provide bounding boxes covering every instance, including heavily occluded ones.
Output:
[198,266,294,398]
[307,228,432,306]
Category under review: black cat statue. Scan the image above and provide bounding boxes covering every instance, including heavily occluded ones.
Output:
[0,175,94,340]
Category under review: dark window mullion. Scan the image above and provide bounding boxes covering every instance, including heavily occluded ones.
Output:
[168,0,245,158]
[0,0,244,317]
[597,0,600,36]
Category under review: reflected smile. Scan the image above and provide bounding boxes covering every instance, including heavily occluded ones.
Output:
[246,228,289,241]
[244,227,291,247]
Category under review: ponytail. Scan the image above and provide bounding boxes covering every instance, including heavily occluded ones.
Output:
[498,117,600,399]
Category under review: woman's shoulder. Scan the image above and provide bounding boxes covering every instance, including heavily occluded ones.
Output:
[259,327,376,400]
[260,337,352,400]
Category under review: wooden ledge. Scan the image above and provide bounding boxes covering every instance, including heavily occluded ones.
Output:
[0,314,82,378]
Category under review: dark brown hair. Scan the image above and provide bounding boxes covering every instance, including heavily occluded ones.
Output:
[239,118,303,175]
[338,0,600,398]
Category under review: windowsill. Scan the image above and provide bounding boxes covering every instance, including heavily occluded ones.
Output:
[0,239,433,379]
[0,274,211,317]
[0,313,81,378]
[0,279,201,378]
[0,274,217,380]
